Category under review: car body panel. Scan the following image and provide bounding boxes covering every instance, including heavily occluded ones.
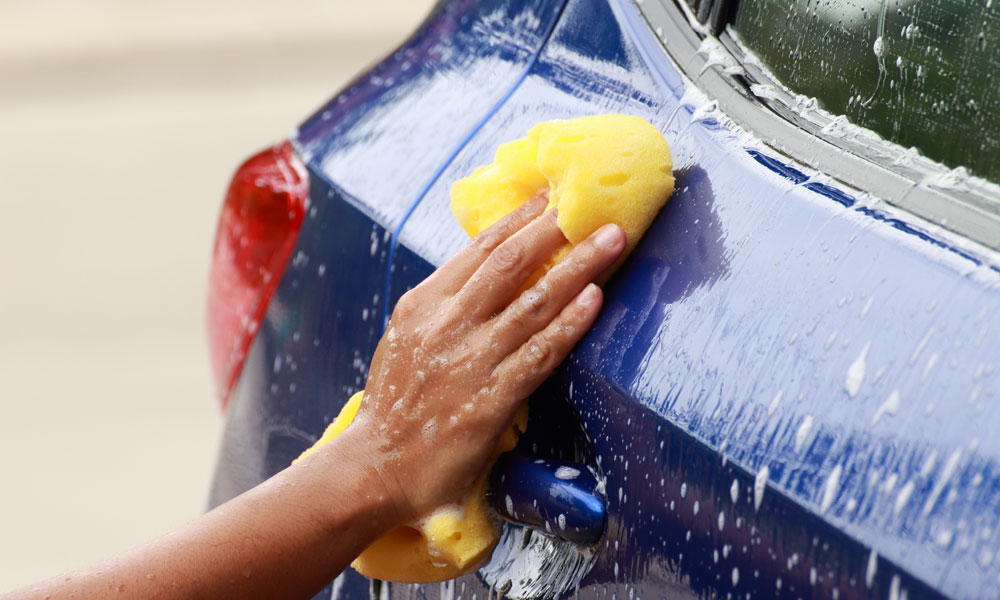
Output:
[294,0,567,231]
[210,0,1000,598]
[210,2,568,598]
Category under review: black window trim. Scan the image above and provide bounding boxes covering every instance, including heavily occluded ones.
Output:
[635,0,1000,254]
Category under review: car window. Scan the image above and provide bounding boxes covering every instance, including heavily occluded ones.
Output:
[732,0,1000,184]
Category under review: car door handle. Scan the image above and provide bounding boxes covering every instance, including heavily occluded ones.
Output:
[488,454,606,545]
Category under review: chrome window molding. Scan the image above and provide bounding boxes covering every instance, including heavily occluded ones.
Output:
[634,0,1000,253]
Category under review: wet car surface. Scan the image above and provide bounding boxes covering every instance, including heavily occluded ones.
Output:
[207,0,1000,598]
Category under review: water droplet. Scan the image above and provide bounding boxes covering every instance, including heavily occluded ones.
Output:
[767,391,783,416]
[894,481,915,515]
[865,549,878,588]
[922,353,939,381]
[754,466,769,511]
[820,465,842,513]
[795,415,814,452]
[873,36,885,57]
[910,328,934,365]
[923,449,961,516]
[825,330,838,351]
[845,341,871,397]
[871,390,901,425]
[935,529,953,547]
[888,575,902,600]
[860,296,874,318]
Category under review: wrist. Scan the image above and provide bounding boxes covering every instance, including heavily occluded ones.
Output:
[302,421,413,538]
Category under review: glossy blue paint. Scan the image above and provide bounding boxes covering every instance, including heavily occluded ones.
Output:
[209,0,1000,598]
[295,0,566,231]
[380,0,568,327]
[489,455,606,545]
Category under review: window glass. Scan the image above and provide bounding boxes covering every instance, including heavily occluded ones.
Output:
[733,0,1000,184]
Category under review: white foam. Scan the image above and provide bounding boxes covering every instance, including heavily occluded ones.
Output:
[871,390,901,425]
[910,328,934,365]
[894,481,915,515]
[767,390,783,416]
[922,449,962,516]
[555,466,581,480]
[754,466,769,511]
[865,549,878,588]
[845,341,871,398]
[820,465,842,513]
[795,415,814,452]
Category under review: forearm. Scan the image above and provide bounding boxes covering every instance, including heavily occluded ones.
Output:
[4,200,621,599]
[5,427,399,600]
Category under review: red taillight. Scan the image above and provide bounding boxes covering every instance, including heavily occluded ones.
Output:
[208,141,309,409]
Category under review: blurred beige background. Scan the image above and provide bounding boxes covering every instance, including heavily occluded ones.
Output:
[0,0,434,590]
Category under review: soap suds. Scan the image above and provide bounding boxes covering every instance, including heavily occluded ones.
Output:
[865,550,878,588]
[820,465,842,513]
[767,390,783,416]
[845,341,871,398]
[754,466,769,511]
[871,390,901,425]
[922,449,961,516]
[555,466,581,480]
[794,415,814,452]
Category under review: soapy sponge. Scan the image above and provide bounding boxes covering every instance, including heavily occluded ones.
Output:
[452,114,674,280]
[295,392,527,582]
[298,115,672,584]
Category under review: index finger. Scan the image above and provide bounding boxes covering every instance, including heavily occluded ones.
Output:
[417,193,549,298]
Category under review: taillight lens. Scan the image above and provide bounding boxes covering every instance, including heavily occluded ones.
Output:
[207,141,309,409]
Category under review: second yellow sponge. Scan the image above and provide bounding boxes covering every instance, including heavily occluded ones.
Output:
[295,392,527,583]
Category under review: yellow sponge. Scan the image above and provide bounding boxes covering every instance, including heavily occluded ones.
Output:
[451,114,674,281]
[295,392,527,582]
[294,392,364,463]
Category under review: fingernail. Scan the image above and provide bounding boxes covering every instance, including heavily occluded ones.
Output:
[577,283,601,307]
[594,223,624,249]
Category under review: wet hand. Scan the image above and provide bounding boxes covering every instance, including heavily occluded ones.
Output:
[353,195,626,523]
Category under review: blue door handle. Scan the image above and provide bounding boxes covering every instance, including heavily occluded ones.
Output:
[488,454,606,545]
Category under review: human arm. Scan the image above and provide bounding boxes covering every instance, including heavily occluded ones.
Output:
[4,195,625,599]
[6,427,403,599]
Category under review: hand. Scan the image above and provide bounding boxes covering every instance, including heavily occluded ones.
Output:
[352,194,626,523]
[1,197,626,600]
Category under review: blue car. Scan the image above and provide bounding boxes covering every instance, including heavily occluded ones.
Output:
[206,0,1000,598]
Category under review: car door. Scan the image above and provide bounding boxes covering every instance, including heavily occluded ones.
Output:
[209,0,1000,597]
[385,0,1000,599]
